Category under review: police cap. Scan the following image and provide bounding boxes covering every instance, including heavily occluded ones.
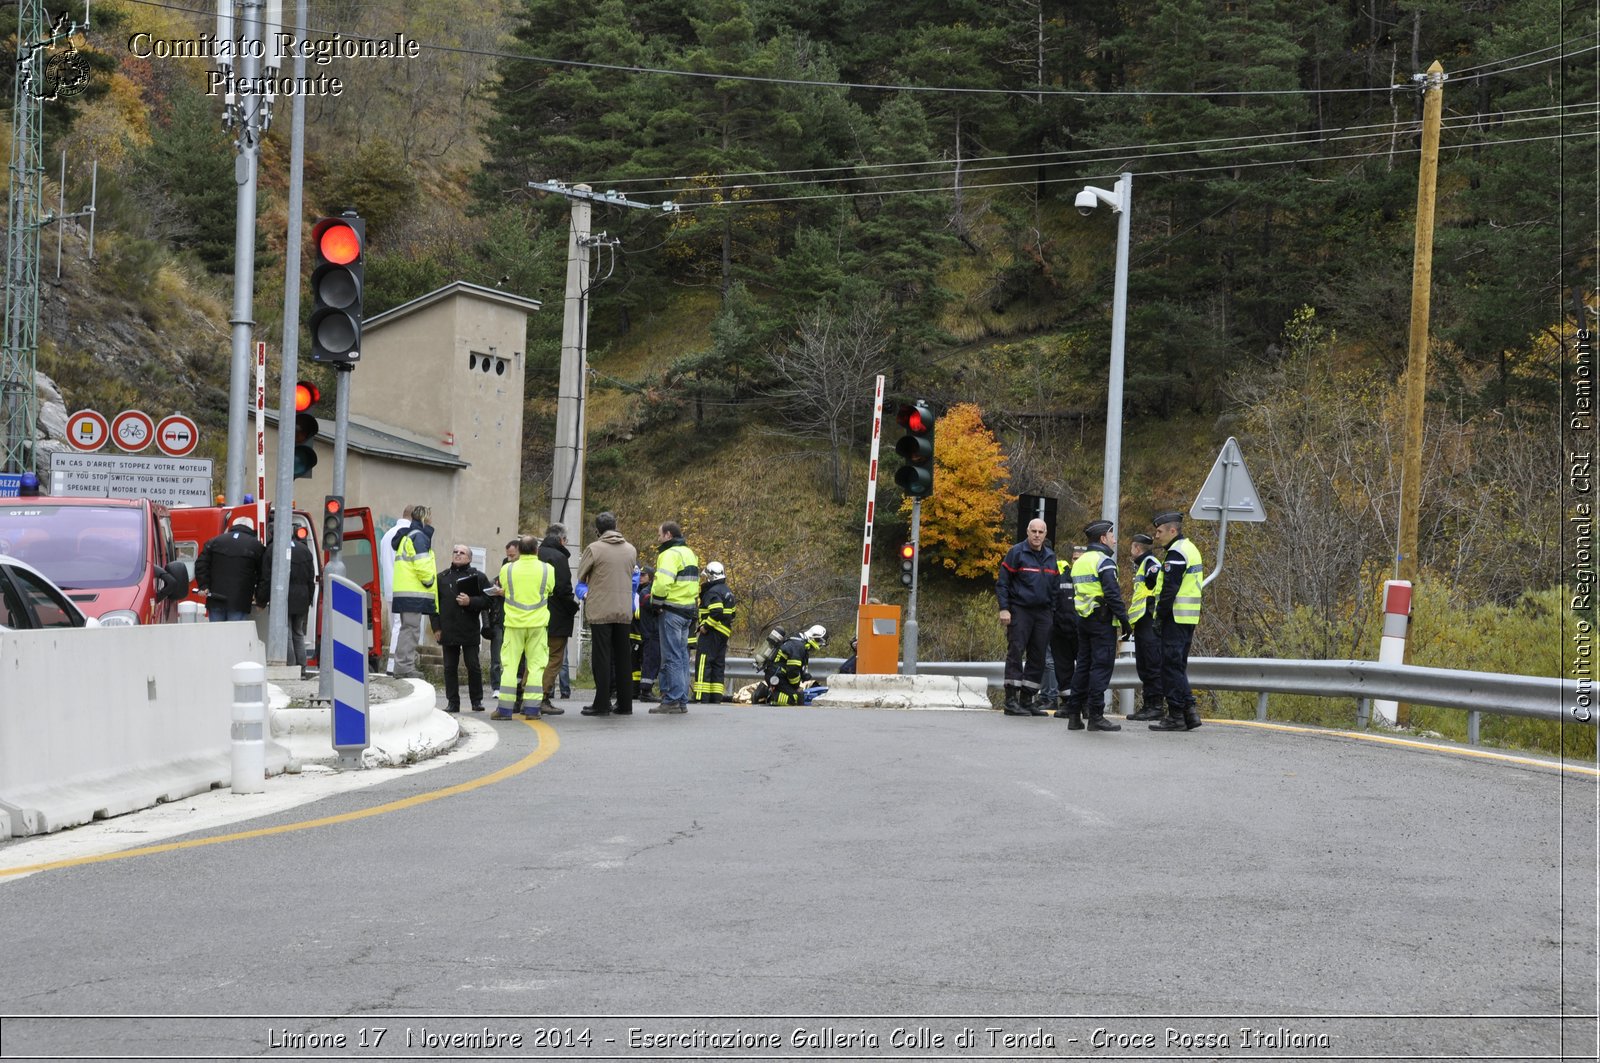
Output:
[1152,510,1184,527]
[1084,519,1114,539]
[1131,532,1154,545]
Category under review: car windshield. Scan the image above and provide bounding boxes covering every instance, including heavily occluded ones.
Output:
[0,504,148,589]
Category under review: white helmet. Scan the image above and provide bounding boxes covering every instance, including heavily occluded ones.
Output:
[803,624,828,646]
[704,560,725,580]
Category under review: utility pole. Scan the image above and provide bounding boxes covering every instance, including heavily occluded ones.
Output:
[219,0,283,503]
[1396,60,1445,725]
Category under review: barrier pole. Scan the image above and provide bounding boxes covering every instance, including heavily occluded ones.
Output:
[1373,580,1411,726]
[231,661,267,794]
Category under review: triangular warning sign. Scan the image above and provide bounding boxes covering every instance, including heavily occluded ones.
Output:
[1190,436,1265,522]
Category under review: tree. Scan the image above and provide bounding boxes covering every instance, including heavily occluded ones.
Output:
[904,402,1014,578]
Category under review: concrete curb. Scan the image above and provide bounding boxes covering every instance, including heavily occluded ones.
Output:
[269,678,461,768]
[809,673,992,711]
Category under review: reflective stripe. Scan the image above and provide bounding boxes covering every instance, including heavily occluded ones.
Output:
[1169,537,1204,625]
[1071,550,1106,618]
[504,561,552,613]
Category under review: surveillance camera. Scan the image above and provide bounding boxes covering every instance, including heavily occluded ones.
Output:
[1075,190,1098,216]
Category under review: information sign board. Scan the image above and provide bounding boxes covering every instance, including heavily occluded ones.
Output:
[49,452,214,507]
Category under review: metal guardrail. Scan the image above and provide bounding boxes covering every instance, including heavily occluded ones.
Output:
[724,655,1591,742]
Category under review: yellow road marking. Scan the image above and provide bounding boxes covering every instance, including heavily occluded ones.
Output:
[1208,717,1599,777]
[0,719,559,879]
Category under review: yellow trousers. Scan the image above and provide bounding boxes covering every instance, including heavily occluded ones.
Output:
[498,625,549,714]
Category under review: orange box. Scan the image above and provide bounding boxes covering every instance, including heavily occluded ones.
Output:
[855,603,902,675]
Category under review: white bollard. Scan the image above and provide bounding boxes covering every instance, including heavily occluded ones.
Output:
[231,661,267,794]
[177,600,203,623]
[1116,637,1136,716]
[1372,580,1411,727]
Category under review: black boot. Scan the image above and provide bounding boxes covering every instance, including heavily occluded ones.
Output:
[1021,689,1048,716]
[1184,705,1203,730]
[1150,705,1186,731]
[1128,698,1164,722]
[1003,686,1029,716]
[1064,706,1085,730]
[1087,709,1122,731]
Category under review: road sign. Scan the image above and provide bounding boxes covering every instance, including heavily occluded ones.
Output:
[49,451,213,506]
[65,409,108,452]
[1191,436,1265,522]
[110,409,155,453]
[329,574,370,765]
[155,414,199,457]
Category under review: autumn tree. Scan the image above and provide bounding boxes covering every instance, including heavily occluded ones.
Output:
[904,403,1015,579]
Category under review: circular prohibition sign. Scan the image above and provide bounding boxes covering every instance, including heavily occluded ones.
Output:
[65,409,109,452]
[110,409,155,453]
[155,414,199,458]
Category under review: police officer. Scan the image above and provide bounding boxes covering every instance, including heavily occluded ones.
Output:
[693,560,736,704]
[1149,510,1204,731]
[1048,545,1085,719]
[1062,519,1129,732]
[1125,532,1167,721]
[996,518,1056,716]
[493,534,555,721]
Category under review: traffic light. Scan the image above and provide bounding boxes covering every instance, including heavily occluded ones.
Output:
[322,495,344,552]
[309,213,365,363]
[293,380,320,479]
[894,400,936,498]
[899,542,915,587]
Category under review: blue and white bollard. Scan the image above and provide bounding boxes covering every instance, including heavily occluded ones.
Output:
[231,661,266,794]
[329,575,371,768]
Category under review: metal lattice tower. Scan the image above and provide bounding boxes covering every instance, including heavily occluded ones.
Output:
[1,0,51,474]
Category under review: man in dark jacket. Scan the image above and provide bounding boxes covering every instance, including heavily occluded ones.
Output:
[1062,519,1130,732]
[536,523,578,715]
[995,518,1056,716]
[257,524,317,673]
[195,516,266,622]
[434,543,491,713]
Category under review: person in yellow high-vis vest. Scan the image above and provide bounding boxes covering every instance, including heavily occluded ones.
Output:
[493,534,555,721]
[1125,531,1167,721]
[1149,510,1204,731]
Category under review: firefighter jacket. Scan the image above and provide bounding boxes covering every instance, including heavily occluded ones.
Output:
[1156,535,1204,627]
[1070,542,1129,625]
[996,540,1058,611]
[771,635,812,688]
[651,537,700,616]
[1127,551,1163,624]
[698,578,736,637]
[392,524,438,615]
[498,555,554,629]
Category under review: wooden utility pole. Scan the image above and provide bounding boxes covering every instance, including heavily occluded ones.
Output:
[1395,60,1445,725]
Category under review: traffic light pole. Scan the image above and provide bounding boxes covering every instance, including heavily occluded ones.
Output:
[317,366,352,702]
[904,498,920,675]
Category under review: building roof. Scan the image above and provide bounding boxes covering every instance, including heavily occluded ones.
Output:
[363,280,542,332]
[266,411,468,469]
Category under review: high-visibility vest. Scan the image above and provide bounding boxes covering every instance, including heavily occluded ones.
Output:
[1168,536,1204,625]
[499,556,553,628]
[392,527,438,612]
[653,542,701,609]
[1071,548,1115,618]
[1128,552,1162,623]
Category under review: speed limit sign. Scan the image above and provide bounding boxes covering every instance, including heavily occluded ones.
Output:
[111,409,155,453]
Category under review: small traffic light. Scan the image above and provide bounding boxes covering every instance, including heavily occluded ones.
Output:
[309,213,365,363]
[899,542,915,587]
[293,379,320,479]
[894,400,936,498]
[322,495,344,552]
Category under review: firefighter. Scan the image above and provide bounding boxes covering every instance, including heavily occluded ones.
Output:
[1125,532,1167,721]
[996,518,1057,716]
[692,561,737,704]
[766,625,827,705]
[1149,510,1205,732]
[631,564,659,701]
[1062,519,1129,732]
[1048,545,1085,719]
[493,534,555,721]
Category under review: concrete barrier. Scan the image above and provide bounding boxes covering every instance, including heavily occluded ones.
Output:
[269,678,460,768]
[810,673,992,711]
[0,623,289,839]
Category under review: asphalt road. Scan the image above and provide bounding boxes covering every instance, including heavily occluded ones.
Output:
[0,702,1594,1061]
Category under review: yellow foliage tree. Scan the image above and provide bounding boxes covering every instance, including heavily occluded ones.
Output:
[901,402,1015,579]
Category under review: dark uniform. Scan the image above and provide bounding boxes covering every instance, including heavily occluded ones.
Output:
[1126,533,1167,721]
[1046,550,1082,717]
[1150,511,1205,731]
[435,558,491,713]
[1063,520,1128,732]
[765,626,826,706]
[692,565,736,703]
[997,537,1057,715]
[631,565,659,701]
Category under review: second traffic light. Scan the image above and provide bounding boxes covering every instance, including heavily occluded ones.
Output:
[293,380,320,479]
[899,542,915,587]
[310,213,365,363]
[894,400,936,498]
[322,495,345,552]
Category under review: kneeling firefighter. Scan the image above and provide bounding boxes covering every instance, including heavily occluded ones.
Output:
[764,624,827,705]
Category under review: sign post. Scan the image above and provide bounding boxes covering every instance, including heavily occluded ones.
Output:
[328,573,370,768]
[1189,436,1265,588]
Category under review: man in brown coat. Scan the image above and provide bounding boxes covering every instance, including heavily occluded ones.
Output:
[574,511,639,716]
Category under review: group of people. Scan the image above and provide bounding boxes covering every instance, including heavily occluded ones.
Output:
[382,505,740,722]
[194,511,317,674]
[997,509,1203,732]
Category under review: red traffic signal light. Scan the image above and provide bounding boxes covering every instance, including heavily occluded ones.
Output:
[310,214,365,363]
[899,540,915,587]
[294,380,320,412]
[894,400,936,498]
[899,543,914,561]
[322,495,345,551]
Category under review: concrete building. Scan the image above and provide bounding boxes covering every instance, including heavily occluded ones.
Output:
[263,281,542,574]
